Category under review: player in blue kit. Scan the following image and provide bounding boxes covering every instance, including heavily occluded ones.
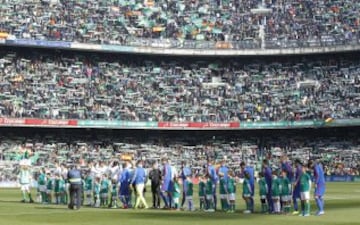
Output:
[292,159,303,215]
[309,160,326,216]
[207,160,218,210]
[161,158,173,208]
[119,161,131,208]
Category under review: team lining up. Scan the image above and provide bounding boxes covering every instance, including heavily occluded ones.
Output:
[18,156,326,216]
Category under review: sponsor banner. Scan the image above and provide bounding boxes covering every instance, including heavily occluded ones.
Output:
[241,121,316,129]
[101,44,134,52]
[158,122,240,129]
[71,43,102,50]
[325,175,354,182]
[78,120,157,128]
[352,176,360,182]
[10,39,71,48]
[0,118,77,127]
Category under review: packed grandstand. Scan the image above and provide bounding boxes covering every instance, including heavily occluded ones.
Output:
[1,0,360,48]
[0,0,359,191]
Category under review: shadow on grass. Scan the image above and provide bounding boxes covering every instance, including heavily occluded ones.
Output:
[34,206,68,210]
[125,210,258,221]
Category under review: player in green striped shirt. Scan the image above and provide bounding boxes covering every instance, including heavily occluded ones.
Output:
[100,174,110,207]
[46,173,54,204]
[205,174,215,212]
[84,172,93,206]
[173,178,181,210]
[271,171,281,214]
[93,177,101,208]
[242,171,253,214]
[258,172,268,213]
[300,166,312,216]
[227,171,236,213]
[109,179,119,208]
[185,176,194,211]
[219,175,228,211]
[37,168,47,204]
[198,176,206,210]
[280,170,292,214]
[54,173,63,204]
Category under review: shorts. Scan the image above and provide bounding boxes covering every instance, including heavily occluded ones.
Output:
[301,191,310,201]
[85,190,92,196]
[39,185,46,192]
[101,193,108,199]
[21,184,30,192]
[206,195,213,201]
[228,193,235,201]
[161,180,173,192]
[281,195,290,202]
[315,184,325,196]
[220,194,227,199]
[186,196,193,201]
[199,196,205,201]
[260,195,266,200]
[272,196,280,201]
[120,183,130,195]
[46,189,52,194]
[243,194,251,198]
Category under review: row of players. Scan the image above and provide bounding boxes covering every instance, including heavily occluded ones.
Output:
[18,157,325,216]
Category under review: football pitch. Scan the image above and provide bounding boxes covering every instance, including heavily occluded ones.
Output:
[0,183,359,225]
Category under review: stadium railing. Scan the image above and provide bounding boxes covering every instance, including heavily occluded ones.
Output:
[2,36,360,56]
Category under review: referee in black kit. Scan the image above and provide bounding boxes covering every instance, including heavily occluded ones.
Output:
[67,164,82,210]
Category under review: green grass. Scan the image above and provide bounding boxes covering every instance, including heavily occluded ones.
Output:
[1,183,360,225]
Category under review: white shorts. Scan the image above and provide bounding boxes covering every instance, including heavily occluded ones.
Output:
[173,197,179,204]
[243,194,251,198]
[260,195,266,200]
[101,193,108,199]
[301,192,310,201]
[39,185,46,192]
[228,193,235,201]
[206,195,213,201]
[281,195,290,202]
[272,196,280,201]
[65,183,70,192]
[85,190,92,196]
[21,184,30,192]
[46,189,52,194]
[220,194,227,199]
[199,196,205,200]
[186,196,193,201]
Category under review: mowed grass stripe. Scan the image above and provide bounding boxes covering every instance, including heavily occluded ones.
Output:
[0,182,359,225]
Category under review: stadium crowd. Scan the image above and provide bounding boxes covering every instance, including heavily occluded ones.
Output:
[1,132,359,183]
[11,138,347,215]
[0,0,360,48]
[0,49,359,122]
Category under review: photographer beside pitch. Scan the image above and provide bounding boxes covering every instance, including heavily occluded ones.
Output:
[67,164,82,210]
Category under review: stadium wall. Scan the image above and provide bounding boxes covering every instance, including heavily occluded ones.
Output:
[2,38,360,56]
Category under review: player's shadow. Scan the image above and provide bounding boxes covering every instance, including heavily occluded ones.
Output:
[132,211,257,220]
[35,206,68,210]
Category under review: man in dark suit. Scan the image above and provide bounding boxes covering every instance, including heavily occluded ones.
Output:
[149,162,161,208]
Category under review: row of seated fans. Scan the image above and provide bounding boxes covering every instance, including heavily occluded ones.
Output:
[0,49,359,122]
[0,0,359,48]
[0,131,359,181]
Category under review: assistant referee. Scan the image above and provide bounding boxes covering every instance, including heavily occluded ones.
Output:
[67,164,82,210]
